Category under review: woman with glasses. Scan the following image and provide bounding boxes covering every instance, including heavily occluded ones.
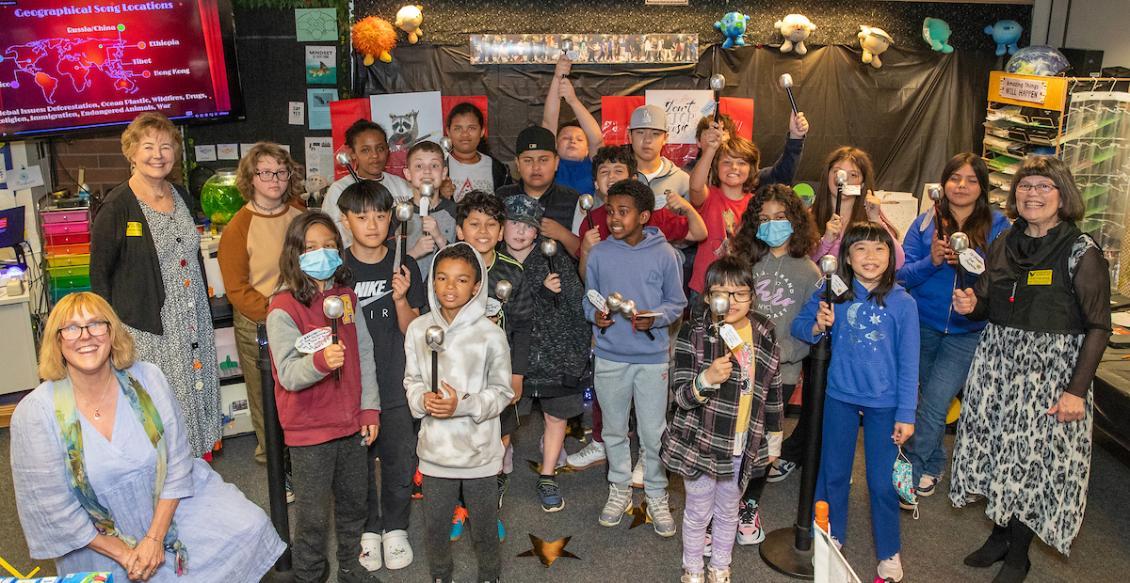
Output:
[950,156,1111,582]
[91,111,221,459]
[9,292,284,582]
[218,142,305,466]
[895,154,1011,509]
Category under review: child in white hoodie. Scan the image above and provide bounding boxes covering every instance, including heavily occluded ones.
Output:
[405,242,514,583]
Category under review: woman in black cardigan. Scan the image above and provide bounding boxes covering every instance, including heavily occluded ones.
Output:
[90,111,221,459]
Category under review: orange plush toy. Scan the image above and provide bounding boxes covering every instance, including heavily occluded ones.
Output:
[352,16,398,65]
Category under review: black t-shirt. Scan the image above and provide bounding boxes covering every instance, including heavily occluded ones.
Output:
[345,246,428,409]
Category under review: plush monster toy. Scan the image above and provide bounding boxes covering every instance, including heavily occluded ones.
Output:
[922,18,954,53]
[714,12,750,49]
[985,19,1023,56]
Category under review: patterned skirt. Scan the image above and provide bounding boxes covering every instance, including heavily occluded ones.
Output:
[949,322,1091,555]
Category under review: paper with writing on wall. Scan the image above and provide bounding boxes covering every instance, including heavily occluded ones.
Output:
[304,137,334,184]
[288,102,305,126]
[217,144,239,160]
[8,165,44,190]
[307,88,338,130]
[194,145,217,162]
[295,8,338,42]
[305,45,337,85]
[645,90,713,145]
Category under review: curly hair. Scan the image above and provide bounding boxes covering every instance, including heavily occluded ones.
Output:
[731,184,818,265]
[235,142,303,203]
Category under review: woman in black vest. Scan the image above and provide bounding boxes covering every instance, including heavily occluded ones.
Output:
[950,156,1110,583]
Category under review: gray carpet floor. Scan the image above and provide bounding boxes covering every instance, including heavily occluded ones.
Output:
[2,410,1129,582]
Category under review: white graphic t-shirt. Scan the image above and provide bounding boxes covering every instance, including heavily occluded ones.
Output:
[448,154,496,202]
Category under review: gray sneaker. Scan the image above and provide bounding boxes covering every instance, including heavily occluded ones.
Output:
[598,483,633,527]
[646,493,677,537]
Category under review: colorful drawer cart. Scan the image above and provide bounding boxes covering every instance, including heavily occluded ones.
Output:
[41,208,92,303]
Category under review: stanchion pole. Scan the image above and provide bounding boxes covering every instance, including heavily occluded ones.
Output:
[258,323,292,572]
[760,336,830,579]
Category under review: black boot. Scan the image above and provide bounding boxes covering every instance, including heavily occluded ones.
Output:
[992,518,1033,583]
[964,523,1010,568]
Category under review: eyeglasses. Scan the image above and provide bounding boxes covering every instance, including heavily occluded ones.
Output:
[1015,183,1057,194]
[710,290,753,303]
[255,169,291,182]
[58,321,110,341]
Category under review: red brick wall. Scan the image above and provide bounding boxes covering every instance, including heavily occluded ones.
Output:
[50,133,132,197]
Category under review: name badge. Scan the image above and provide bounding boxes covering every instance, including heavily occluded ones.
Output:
[1027,270,1053,286]
[126,221,144,237]
[295,326,333,354]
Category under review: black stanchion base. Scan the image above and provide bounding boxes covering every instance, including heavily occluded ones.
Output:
[760,526,814,580]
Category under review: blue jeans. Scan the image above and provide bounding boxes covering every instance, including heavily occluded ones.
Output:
[815,396,900,560]
[906,327,981,483]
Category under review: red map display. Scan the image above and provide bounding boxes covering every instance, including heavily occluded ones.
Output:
[0,0,235,137]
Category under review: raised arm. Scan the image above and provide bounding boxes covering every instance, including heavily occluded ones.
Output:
[689,123,723,207]
[559,77,604,156]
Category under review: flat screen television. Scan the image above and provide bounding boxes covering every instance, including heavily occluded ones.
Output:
[0,0,244,139]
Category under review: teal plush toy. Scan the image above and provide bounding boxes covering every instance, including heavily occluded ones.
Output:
[715,11,750,49]
[922,18,954,53]
[985,19,1023,56]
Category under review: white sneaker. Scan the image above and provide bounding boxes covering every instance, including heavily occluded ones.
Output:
[598,483,633,527]
[382,529,412,570]
[877,553,903,582]
[566,440,606,469]
[631,456,645,489]
[359,532,382,571]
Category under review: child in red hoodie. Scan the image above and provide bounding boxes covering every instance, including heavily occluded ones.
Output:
[266,211,382,583]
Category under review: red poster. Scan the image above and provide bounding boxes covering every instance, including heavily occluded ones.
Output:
[330,98,371,180]
[441,95,489,135]
[720,97,754,140]
[600,95,645,146]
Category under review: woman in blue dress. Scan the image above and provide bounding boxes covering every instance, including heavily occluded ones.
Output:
[10,292,284,581]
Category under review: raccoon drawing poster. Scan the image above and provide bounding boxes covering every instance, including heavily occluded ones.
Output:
[369,90,443,176]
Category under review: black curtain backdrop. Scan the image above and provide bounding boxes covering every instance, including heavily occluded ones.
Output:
[358,43,998,194]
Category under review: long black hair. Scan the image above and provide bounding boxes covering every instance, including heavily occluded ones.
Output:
[277,211,353,306]
[836,222,897,307]
[937,153,994,251]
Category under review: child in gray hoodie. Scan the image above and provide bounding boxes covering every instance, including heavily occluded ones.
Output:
[404,242,514,583]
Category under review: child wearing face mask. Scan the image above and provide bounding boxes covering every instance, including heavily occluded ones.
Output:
[727,184,821,543]
[266,211,382,583]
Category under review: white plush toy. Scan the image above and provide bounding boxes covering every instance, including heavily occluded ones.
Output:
[775,14,816,55]
[858,25,894,69]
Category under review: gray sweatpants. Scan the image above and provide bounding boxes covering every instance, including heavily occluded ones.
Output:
[594,357,670,498]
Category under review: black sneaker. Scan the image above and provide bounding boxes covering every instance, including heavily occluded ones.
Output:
[766,459,797,483]
[537,477,565,512]
[497,473,510,510]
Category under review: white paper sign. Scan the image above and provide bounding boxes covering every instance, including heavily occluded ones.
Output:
[842,184,862,196]
[485,297,503,317]
[959,249,986,275]
[8,166,44,190]
[586,289,608,313]
[295,326,333,354]
[645,89,713,145]
[998,77,1048,104]
[194,145,217,162]
[217,144,240,160]
[830,274,849,297]
[240,143,256,157]
[304,137,335,183]
[719,323,743,351]
[288,101,305,125]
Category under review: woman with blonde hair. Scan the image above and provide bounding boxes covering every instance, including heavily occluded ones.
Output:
[10,292,284,582]
[218,141,304,466]
[90,111,220,458]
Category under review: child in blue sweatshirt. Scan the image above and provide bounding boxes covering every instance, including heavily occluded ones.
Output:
[583,179,688,537]
[896,153,1010,500]
[793,222,919,583]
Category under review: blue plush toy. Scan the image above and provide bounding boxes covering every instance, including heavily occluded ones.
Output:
[922,18,954,53]
[715,11,750,49]
[984,19,1022,56]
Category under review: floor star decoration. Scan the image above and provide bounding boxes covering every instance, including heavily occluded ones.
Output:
[626,499,652,529]
[517,534,581,567]
[526,459,579,476]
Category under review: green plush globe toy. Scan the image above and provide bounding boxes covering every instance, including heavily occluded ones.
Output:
[200,170,244,225]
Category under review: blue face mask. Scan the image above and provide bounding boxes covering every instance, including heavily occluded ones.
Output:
[299,248,342,281]
[756,219,794,248]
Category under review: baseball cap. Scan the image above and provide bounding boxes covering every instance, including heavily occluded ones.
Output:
[515,126,557,156]
[629,104,667,132]
[504,194,544,229]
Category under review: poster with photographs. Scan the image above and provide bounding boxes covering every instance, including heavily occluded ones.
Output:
[470,34,698,65]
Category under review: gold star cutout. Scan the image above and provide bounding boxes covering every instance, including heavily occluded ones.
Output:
[526,459,579,476]
[517,534,581,567]
[626,500,652,529]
